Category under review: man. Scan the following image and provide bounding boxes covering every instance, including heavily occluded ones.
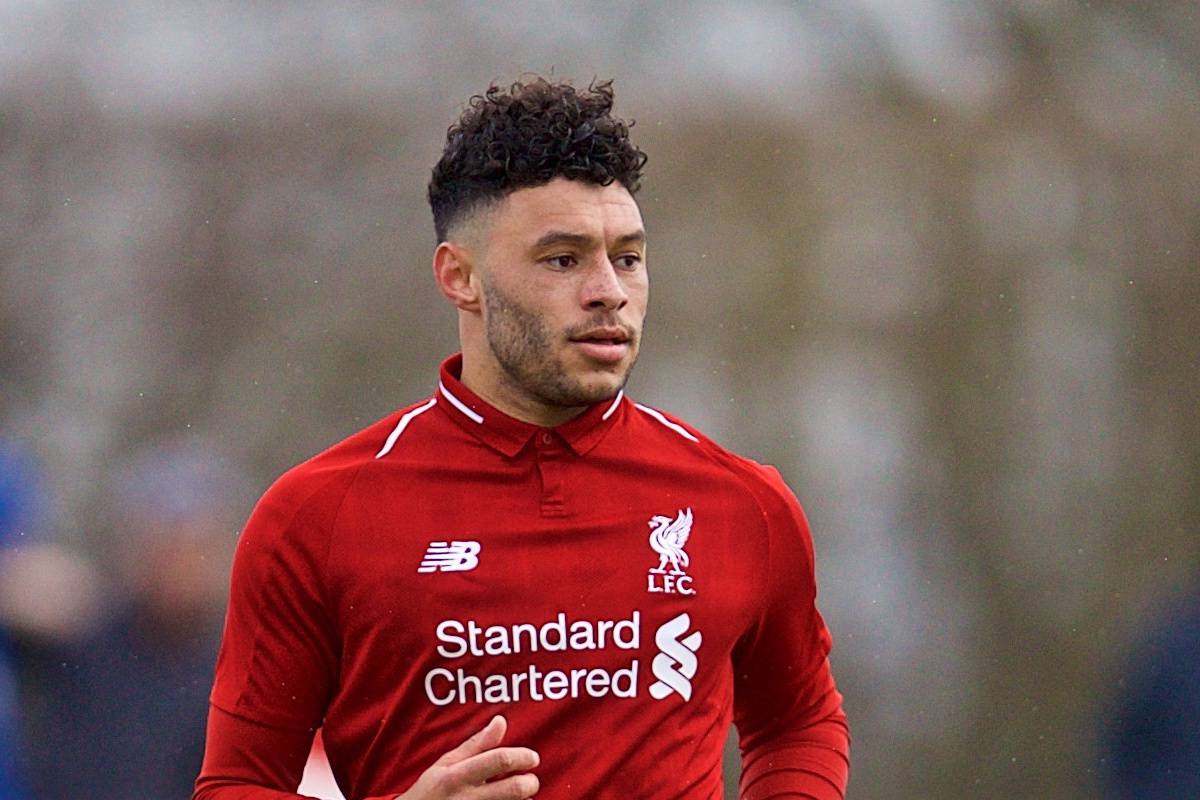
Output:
[195,78,849,800]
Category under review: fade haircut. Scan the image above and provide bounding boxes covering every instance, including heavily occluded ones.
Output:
[428,77,648,243]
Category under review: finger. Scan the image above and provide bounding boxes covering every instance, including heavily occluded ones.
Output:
[453,746,540,784]
[435,715,507,765]
[468,772,540,800]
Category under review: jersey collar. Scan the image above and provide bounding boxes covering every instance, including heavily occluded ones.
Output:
[436,353,626,457]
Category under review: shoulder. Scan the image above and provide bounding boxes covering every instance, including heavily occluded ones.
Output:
[627,401,814,568]
[250,397,441,533]
[626,400,799,506]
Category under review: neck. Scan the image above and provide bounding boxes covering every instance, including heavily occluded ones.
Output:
[459,354,588,427]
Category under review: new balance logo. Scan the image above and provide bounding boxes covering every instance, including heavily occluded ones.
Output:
[649,612,703,702]
[418,541,481,573]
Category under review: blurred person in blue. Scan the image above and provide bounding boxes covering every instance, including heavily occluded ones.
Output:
[0,438,83,800]
[16,439,238,800]
[0,439,40,800]
[1102,583,1200,799]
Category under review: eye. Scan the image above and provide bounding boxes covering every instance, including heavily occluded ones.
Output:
[613,253,642,270]
[545,254,578,269]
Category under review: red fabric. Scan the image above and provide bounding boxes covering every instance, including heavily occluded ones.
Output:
[193,706,398,800]
[739,715,851,800]
[195,354,848,799]
[193,706,316,800]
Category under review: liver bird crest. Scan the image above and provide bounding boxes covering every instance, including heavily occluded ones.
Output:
[648,508,693,575]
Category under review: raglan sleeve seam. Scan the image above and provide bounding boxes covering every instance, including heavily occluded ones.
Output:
[727,460,796,646]
[314,460,371,635]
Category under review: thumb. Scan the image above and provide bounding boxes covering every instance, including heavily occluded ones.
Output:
[434,715,507,766]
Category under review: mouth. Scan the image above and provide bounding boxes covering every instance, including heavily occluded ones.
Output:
[569,327,633,364]
[570,328,630,346]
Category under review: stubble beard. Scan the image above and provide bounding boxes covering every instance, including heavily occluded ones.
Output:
[482,280,639,410]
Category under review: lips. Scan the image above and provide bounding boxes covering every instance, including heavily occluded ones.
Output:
[569,327,632,364]
[569,327,630,346]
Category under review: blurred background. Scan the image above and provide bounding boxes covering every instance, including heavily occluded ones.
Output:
[1,1,1198,798]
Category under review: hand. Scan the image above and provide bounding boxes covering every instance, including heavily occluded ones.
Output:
[395,715,540,799]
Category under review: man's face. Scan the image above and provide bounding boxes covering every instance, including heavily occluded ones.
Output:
[471,178,648,414]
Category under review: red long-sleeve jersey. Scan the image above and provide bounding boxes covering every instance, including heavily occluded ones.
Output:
[195,355,849,800]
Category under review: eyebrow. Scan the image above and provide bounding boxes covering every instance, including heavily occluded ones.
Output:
[532,229,646,250]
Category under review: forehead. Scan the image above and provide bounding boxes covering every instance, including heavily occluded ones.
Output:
[485,178,644,247]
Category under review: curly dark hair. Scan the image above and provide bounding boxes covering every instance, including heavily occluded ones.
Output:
[428,77,648,242]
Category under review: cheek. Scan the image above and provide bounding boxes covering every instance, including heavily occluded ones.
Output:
[625,276,650,313]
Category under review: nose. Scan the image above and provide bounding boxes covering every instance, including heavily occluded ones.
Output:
[581,257,629,311]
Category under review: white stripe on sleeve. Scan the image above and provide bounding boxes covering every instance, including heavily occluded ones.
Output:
[634,403,700,443]
[376,397,438,458]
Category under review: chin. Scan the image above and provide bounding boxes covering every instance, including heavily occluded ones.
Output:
[549,348,637,405]
[569,370,627,403]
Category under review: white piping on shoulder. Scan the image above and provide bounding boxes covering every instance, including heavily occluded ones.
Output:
[375,398,438,459]
[634,403,699,443]
[438,381,484,424]
[602,390,625,421]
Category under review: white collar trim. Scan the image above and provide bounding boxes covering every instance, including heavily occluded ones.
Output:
[439,381,484,424]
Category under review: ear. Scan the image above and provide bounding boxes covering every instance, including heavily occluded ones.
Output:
[432,241,482,312]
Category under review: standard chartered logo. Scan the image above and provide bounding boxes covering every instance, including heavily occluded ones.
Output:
[422,610,703,706]
[649,613,702,701]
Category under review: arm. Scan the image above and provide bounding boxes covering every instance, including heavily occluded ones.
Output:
[193,706,320,800]
[732,469,850,800]
[192,471,342,800]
